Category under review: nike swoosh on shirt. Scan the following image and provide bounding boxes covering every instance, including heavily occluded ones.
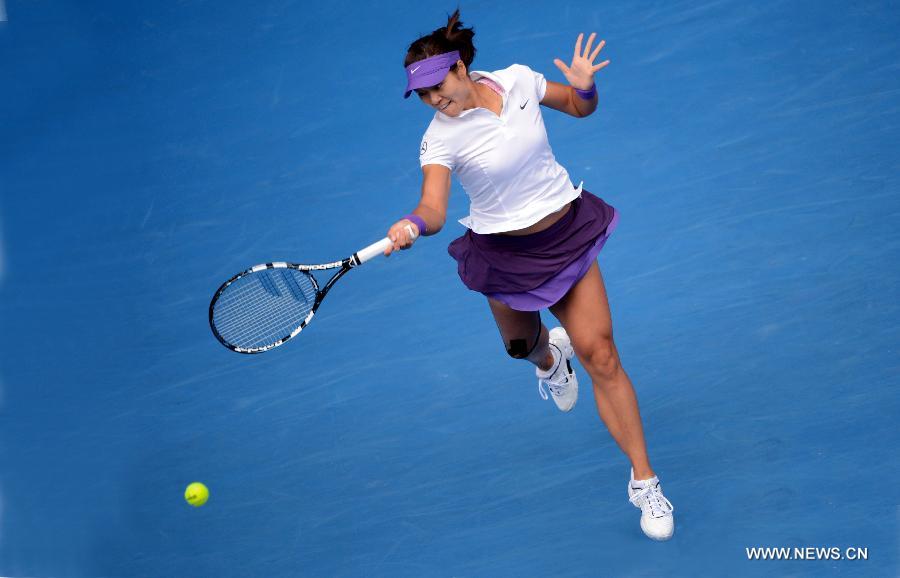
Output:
[520,99,529,109]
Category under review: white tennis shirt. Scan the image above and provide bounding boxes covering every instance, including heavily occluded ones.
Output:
[419,64,582,234]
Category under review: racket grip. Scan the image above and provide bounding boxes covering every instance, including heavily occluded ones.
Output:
[355,225,419,265]
[356,238,392,264]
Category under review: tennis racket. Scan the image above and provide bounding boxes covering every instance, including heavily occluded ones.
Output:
[209,226,416,354]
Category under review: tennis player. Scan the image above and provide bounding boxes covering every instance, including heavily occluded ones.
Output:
[384,10,675,541]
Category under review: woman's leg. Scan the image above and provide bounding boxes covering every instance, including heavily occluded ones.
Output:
[487,297,554,372]
[549,261,655,480]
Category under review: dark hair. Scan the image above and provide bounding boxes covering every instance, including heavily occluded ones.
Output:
[404,9,476,72]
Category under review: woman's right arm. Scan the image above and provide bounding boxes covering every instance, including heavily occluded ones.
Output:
[384,163,452,255]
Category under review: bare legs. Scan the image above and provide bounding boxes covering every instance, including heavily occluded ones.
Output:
[487,262,655,480]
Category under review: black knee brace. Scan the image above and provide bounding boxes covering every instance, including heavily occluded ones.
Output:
[506,338,531,359]
[505,322,544,359]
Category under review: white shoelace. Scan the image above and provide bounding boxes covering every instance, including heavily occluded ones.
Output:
[629,483,674,518]
[538,379,569,400]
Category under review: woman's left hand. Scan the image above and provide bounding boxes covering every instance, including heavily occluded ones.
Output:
[553,32,609,90]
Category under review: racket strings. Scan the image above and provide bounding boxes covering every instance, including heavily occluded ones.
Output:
[214,273,315,347]
[212,268,318,350]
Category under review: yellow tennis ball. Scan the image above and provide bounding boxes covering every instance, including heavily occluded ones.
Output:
[184,482,209,507]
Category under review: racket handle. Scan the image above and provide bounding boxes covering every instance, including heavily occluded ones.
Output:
[356,238,392,264]
[355,225,419,265]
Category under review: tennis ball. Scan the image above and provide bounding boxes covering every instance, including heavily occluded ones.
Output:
[184,482,209,507]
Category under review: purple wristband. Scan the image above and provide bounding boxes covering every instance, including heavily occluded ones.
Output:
[574,83,597,100]
[403,214,427,236]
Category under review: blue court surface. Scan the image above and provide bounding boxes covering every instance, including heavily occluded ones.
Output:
[1,1,898,576]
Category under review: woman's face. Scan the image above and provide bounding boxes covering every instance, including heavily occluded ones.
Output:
[415,62,470,117]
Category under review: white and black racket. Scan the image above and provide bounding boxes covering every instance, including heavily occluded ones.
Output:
[209,227,415,354]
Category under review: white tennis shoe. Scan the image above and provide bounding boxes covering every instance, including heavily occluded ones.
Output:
[627,468,675,541]
[536,327,578,412]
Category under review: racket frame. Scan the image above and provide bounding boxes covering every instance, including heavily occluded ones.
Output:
[209,234,401,354]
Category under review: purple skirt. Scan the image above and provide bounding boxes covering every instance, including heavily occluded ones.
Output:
[448,190,618,311]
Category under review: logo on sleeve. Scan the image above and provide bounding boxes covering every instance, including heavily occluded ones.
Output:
[519,99,529,110]
[420,141,428,155]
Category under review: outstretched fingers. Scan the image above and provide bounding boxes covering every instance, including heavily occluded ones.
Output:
[582,32,597,59]
[590,39,606,62]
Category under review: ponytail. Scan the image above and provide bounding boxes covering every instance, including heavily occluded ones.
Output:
[404,9,477,70]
